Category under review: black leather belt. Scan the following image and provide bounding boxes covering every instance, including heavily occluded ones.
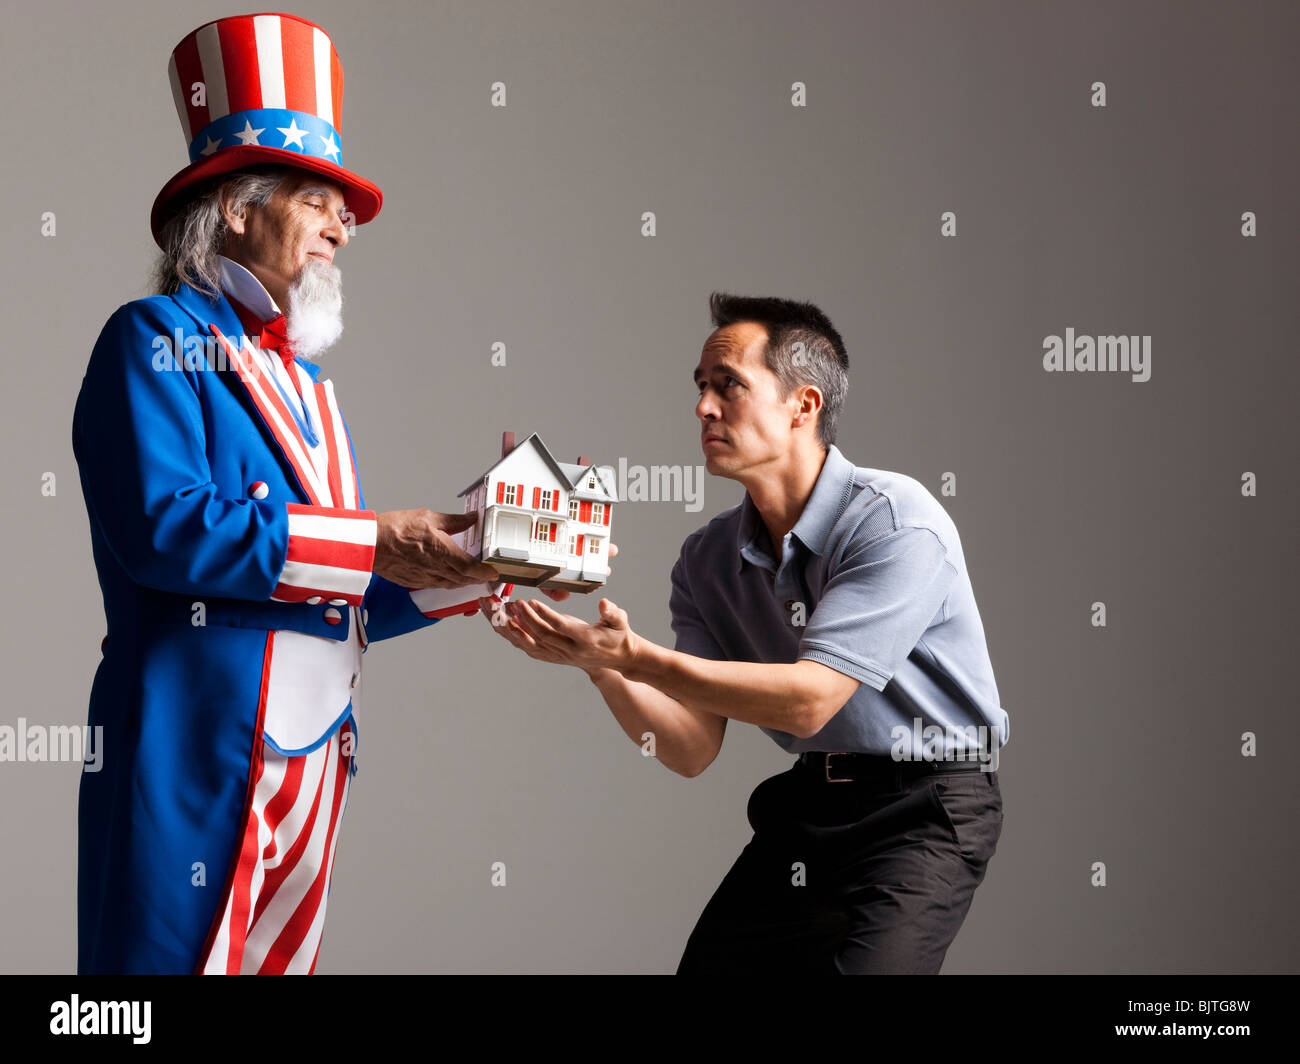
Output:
[798,750,992,783]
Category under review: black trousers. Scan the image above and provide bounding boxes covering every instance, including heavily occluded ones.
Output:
[677,758,1003,974]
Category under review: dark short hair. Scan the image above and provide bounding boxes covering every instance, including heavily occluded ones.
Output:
[708,292,850,447]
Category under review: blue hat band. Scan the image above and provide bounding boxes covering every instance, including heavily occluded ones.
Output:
[188,108,343,166]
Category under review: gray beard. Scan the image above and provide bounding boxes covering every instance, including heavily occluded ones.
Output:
[286,257,344,361]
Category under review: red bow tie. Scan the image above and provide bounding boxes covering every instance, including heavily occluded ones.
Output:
[257,313,298,370]
[225,297,300,377]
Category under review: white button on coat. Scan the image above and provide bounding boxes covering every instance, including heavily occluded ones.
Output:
[306,596,322,605]
[249,481,269,500]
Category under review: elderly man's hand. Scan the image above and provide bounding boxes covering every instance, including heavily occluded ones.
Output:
[535,541,618,602]
[477,593,637,674]
[373,509,501,589]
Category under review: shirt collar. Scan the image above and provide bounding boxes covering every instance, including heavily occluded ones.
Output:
[215,254,281,322]
[735,444,856,573]
[212,255,326,384]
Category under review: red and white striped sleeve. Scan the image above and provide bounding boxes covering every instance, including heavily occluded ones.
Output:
[271,503,377,605]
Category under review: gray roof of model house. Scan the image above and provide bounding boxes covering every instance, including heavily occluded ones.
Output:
[458,432,618,502]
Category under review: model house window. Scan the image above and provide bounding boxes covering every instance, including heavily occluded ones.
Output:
[588,537,601,554]
[541,489,554,511]
[591,503,604,525]
[566,535,577,555]
[503,484,516,505]
[568,499,580,520]
[535,520,555,543]
[587,476,596,489]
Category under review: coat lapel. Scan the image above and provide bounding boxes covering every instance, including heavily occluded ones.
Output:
[278,340,362,511]
[310,378,360,509]
[169,282,332,507]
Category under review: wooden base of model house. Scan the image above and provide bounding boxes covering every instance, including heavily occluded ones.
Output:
[486,549,608,594]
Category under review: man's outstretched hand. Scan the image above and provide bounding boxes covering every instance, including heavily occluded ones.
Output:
[477,592,638,675]
[373,509,501,589]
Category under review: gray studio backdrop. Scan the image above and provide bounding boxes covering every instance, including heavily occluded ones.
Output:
[1,0,1296,973]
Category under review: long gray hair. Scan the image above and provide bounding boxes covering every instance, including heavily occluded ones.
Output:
[149,166,295,297]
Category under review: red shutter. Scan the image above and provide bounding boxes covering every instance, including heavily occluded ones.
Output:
[532,486,541,509]
[577,534,584,555]
[549,523,556,543]
[580,501,591,523]
[517,484,524,507]
[552,492,560,512]
[603,504,611,525]
[496,481,504,503]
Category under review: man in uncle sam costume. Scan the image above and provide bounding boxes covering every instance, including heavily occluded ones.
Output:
[72,12,521,974]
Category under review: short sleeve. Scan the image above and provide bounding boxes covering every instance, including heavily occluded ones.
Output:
[798,525,955,691]
[669,553,728,661]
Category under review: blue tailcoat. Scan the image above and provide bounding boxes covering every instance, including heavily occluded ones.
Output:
[72,281,441,974]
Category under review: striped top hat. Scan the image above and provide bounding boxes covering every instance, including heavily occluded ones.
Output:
[151,12,382,248]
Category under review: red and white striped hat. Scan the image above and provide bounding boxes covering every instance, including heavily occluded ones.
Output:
[150,12,382,248]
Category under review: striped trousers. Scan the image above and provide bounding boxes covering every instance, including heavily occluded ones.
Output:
[199,718,355,974]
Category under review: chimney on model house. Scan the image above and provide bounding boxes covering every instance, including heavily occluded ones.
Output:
[576,455,590,466]
[501,431,515,457]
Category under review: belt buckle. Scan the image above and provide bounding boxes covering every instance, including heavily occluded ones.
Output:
[824,752,853,783]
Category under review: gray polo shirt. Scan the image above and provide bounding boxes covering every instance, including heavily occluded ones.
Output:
[668,444,1009,758]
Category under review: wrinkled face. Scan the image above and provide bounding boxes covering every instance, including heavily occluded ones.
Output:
[223,173,349,309]
[694,322,804,478]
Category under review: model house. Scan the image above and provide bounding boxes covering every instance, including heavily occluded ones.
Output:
[458,431,617,592]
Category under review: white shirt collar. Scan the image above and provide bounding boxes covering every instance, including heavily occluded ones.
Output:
[215,254,282,320]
